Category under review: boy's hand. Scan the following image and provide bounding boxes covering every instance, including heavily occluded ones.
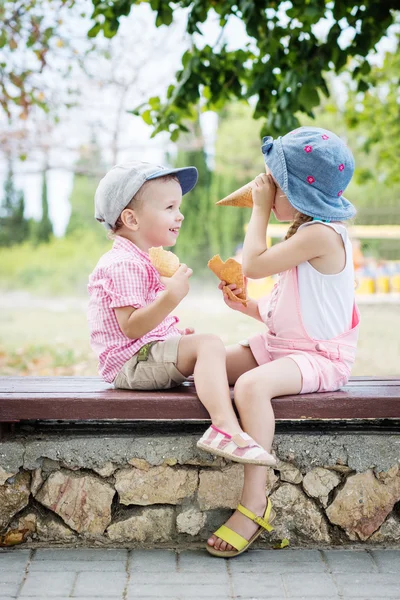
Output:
[161,263,192,306]
[218,280,248,313]
[250,173,275,212]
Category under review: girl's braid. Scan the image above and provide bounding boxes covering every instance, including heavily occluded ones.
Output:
[285,211,313,240]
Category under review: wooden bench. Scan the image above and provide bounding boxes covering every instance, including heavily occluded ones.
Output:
[1,376,399,439]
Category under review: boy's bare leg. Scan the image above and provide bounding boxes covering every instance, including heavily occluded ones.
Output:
[207,357,302,552]
[176,335,250,434]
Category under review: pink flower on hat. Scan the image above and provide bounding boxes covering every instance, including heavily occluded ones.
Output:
[338,163,345,171]
[322,134,329,140]
[304,145,313,153]
[338,190,343,196]
[307,176,315,184]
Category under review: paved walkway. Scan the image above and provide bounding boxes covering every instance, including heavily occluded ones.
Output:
[0,548,399,599]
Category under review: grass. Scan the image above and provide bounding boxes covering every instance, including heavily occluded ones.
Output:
[0,285,399,377]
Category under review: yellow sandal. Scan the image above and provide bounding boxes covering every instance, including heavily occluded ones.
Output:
[206,497,275,558]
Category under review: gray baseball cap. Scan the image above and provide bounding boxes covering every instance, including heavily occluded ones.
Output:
[94,160,198,229]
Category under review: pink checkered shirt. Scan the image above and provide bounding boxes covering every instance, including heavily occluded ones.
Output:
[87,236,181,383]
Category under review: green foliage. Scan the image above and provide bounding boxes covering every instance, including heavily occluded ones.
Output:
[33,171,53,244]
[66,174,102,236]
[345,41,400,185]
[0,0,78,120]
[172,106,261,271]
[172,126,212,271]
[89,0,398,139]
[0,230,111,294]
[66,138,105,236]
[0,163,30,246]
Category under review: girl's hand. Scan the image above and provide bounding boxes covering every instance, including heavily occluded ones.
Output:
[218,280,248,314]
[250,173,275,212]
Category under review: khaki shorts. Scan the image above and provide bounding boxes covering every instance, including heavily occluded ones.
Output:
[114,336,187,390]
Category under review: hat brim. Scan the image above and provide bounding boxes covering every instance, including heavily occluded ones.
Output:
[286,181,356,221]
[146,166,198,196]
[263,138,356,221]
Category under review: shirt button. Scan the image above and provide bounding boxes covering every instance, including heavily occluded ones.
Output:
[267,311,272,318]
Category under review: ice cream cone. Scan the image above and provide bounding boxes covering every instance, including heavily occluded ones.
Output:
[216,183,253,208]
[208,254,247,305]
[149,246,180,277]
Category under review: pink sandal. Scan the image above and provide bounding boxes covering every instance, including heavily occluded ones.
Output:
[197,425,277,466]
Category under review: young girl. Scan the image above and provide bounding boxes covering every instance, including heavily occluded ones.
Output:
[206,126,360,557]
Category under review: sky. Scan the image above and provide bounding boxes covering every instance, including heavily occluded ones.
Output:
[0,1,398,236]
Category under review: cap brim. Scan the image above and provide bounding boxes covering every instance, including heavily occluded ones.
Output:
[146,166,198,195]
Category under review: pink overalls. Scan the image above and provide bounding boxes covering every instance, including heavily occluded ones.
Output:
[248,267,360,393]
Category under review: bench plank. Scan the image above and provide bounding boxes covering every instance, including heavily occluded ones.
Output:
[0,376,399,422]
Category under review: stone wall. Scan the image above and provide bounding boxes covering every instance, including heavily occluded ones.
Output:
[0,429,399,548]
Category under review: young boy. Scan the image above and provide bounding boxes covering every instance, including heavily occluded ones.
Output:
[87,160,276,466]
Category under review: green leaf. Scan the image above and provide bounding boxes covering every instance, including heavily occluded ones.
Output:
[141,110,153,125]
[298,85,320,110]
[148,96,161,109]
[87,23,101,38]
[273,538,290,550]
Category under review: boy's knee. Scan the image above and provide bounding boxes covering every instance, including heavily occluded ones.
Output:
[196,333,225,352]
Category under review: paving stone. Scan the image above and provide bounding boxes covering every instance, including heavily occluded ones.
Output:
[282,572,339,597]
[0,582,21,598]
[128,549,177,573]
[130,571,229,585]
[335,574,400,598]
[370,549,400,573]
[230,549,326,573]
[29,560,126,572]
[0,571,25,584]
[322,550,378,573]
[230,573,286,598]
[178,550,228,573]
[73,571,128,597]
[0,551,31,570]
[33,549,128,562]
[19,571,76,597]
[127,583,230,599]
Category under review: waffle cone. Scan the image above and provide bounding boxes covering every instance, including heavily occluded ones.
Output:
[216,183,253,208]
[149,247,180,277]
[208,254,247,305]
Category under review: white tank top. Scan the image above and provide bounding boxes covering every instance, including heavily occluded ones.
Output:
[297,221,354,340]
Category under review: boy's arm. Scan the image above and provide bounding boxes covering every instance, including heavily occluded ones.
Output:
[114,263,192,339]
[114,291,177,339]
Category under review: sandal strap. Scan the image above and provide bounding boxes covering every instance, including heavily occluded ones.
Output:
[213,524,248,552]
[237,498,274,532]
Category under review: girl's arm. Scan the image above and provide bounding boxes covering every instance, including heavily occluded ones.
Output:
[242,174,335,279]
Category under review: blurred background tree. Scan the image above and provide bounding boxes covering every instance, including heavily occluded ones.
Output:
[88,0,399,140]
[0,160,29,246]
[0,1,399,378]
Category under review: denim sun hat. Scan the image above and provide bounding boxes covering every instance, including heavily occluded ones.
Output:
[261,126,356,221]
[95,161,198,229]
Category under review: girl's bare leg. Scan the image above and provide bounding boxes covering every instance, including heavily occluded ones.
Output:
[225,344,259,385]
[176,335,253,434]
[207,357,302,551]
